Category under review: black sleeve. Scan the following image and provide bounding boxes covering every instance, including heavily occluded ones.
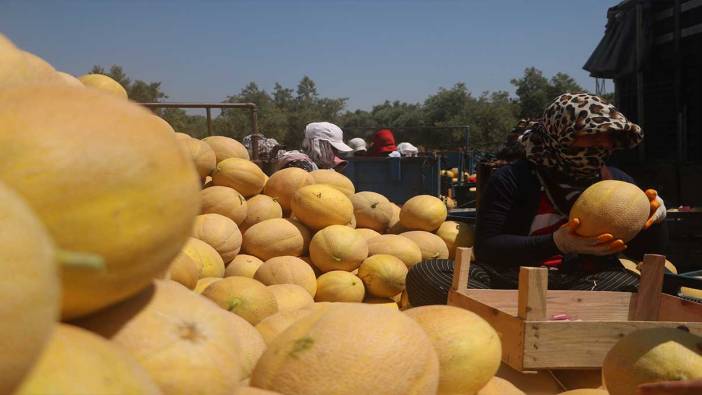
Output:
[474,165,561,268]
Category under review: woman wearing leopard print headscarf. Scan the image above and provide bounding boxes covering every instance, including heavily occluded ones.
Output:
[406,93,668,305]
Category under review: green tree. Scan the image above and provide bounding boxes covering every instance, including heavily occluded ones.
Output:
[511,67,585,119]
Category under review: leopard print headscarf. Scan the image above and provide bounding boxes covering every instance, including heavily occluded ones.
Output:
[520,93,643,182]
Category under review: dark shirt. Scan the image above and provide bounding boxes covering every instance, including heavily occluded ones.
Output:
[474,160,668,271]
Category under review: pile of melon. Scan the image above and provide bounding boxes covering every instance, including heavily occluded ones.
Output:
[3,34,701,395]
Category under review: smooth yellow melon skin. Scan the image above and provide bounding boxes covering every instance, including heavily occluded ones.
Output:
[570,180,650,242]
[243,218,311,260]
[202,276,279,325]
[0,35,65,87]
[0,86,201,319]
[236,387,282,395]
[183,237,225,278]
[291,184,354,231]
[192,213,242,262]
[16,324,160,395]
[602,327,702,395]
[309,169,355,196]
[195,277,222,294]
[314,271,366,303]
[251,303,439,395]
[178,137,216,179]
[227,313,266,380]
[405,305,502,395]
[76,280,244,395]
[255,306,324,346]
[201,186,248,225]
[0,182,59,395]
[165,251,200,290]
[386,202,406,233]
[264,168,315,214]
[351,191,395,232]
[436,220,475,258]
[367,234,423,267]
[356,228,381,241]
[78,73,128,99]
[203,135,250,162]
[56,71,84,88]
[212,158,267,198]
[240,194,283,232]
[358,254,408,298]
[400,195,448,231]
[477,377,525,395]
[401,231,450,260]
[226,254,265,278]
[267,284,315,313]
[254,256,317,297]
[309,224,369,272]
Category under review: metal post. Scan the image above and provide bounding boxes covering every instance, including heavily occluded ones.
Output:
[206,107,212,136]
[251,107,259,162]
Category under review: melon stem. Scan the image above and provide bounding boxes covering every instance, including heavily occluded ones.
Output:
[56,249,106,271]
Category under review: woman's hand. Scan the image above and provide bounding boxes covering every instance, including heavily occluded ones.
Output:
[553,218,627,256]
[644,189,666,229]
[636,379,702,395]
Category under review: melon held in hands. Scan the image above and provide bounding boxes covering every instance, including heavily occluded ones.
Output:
[570,180,650,242]
[0,85,201,319]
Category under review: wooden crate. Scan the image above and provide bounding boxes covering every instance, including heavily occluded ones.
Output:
[447,248,702,371]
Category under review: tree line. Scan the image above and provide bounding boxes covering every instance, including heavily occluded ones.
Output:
[91,65,601,152]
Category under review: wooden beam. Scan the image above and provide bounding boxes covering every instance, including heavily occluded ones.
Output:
[657,293,702,322]
[630,254,666,321]
[518,267,548,321]
[451,247,472,292]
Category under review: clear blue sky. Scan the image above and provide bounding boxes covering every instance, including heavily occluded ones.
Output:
[0,0,617,110]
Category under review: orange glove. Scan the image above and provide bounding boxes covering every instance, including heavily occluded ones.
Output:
[553,218,627,256]
[644,189,667,230]
[636,379,702,395]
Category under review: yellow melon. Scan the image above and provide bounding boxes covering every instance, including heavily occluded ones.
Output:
[351,191,395,232]
[56,71,84,88]
[358,254,408,298]
[436,221,475,258]
[202,276,278,325]
[602,327,702,395]
[367,234,423,267]
[195,277,222,294]
[363,296,400,311]
[570,180,650,242]
[0,182,59,395]
[78,73,128,99]
[263,168,315,214]
[401,231,450,260]
[165,251,200,290]
[254,256,317,297]
[192,213,242,262]
[201,186,248,225]
[309,224,369,272]
[477,377,525,395]
[179,136,216,179]
[0,36,64,87]
[0,85,201,319]
[267,284,315,313]
[405,305,502,395]
[681,286,702,299]
[226,254,265,278]
[183,237,225,278]
[347,213,357,228]
[254,306,324,346]
[315,271,366,302]
[227,313,267,379]
[203,135,250,162]
[386,202,406,233]
[212,158,267,198]
[356,228,381,241]
[291,184,354,231]
[243,218,311,260]
[15,324,160,395]
[236,387,282,395]
[240,194,283,232]
[400,195,448,231]
[309,169,355,196]
[251,303,439,395]
[557,390,609,395]
[495,363,563,394]
[76,280,244,395]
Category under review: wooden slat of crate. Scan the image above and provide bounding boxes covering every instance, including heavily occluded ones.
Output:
[521,320,702,370]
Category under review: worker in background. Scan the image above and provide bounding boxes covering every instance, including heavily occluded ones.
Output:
[368,128,397,157]
[301,122,353,171]
[406,93,668,305]
[348,137,367,157]
[396,142,419,157]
